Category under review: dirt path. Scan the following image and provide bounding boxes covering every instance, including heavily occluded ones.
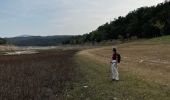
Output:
[66,47,170,100]
[79,44,170,86]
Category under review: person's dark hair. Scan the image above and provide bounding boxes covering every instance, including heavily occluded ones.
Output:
[112,48,117,52]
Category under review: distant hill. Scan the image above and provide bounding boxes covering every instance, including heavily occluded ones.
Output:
[16,35,33,37]
[5,35,72,46]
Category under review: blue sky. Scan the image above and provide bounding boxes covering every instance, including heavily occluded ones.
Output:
[0,0,164,37]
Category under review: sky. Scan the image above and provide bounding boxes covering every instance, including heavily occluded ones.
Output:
[0,0,164,37]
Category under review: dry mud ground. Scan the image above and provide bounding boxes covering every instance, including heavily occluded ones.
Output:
[0,45,18,51]
[0,50,78,100]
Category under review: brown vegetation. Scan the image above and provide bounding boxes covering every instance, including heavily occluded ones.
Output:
[0,50,77,100]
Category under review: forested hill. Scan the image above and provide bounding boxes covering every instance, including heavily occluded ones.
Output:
[64,1,170,44]
[0,38,7,45]
[5,35,72,46]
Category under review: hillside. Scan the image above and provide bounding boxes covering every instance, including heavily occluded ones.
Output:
[5,35,72,46]
[65,1,170,44]
[0,38,7,45]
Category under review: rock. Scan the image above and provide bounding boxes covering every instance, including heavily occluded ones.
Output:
[83,86,88,88]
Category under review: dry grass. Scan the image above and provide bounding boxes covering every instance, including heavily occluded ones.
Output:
[0,36,170,99]
[0,50,77,100]
[79,44,170,87]
[66,49,170,100]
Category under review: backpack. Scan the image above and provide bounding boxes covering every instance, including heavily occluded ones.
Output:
[117,54,121,63]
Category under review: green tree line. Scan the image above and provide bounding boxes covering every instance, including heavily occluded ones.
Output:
[63,1,170,44]
[0,38,7,45]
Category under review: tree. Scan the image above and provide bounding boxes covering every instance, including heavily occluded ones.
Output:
[0,38,7,45]
[64,1,170,44]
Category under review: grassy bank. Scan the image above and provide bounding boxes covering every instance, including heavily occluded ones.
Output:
[124,35,170,45]
[65,51,170,100]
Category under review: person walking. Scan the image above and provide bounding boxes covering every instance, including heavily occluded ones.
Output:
[110,48,121,81]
